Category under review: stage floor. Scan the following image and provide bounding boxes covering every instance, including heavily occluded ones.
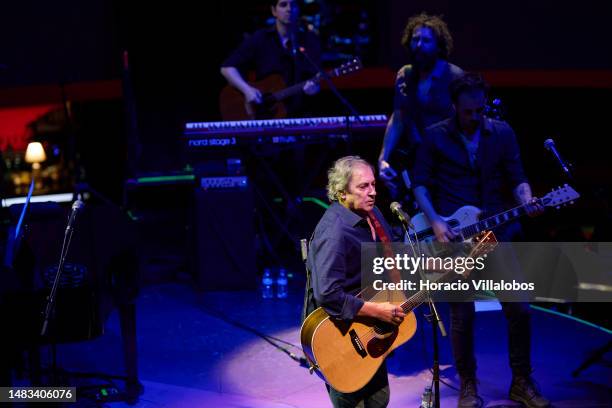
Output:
[52,282,610,407]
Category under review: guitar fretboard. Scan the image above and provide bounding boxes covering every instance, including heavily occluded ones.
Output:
[272,60,359,102]
[399,270,458,314]
[273,81,308,101]
[460,204,531,239]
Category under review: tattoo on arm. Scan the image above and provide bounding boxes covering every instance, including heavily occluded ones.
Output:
[514,182,532,205]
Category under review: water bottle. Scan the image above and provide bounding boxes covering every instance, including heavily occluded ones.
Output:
[276,268,288,298]
[261,268,274,299]
[420,385,433,408]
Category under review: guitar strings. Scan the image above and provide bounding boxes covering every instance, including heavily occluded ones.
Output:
[356,237,492,344]
[357,292,426,343]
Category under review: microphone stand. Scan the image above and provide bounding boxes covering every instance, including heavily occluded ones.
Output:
[40,200,82,384]
[297,47,364,149]
[542,144,612,380]
[289,22,300,96]
[425,285,445,408]
[399,217,445,408]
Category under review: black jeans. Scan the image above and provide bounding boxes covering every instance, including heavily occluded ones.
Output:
[450,221,533,380]
[450,300,532,379]
[327,361,390,408]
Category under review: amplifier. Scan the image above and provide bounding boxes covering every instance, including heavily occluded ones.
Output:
[200,176,248,190]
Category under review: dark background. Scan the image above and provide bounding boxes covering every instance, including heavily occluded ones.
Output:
[3,0,610,180]
[3,1,611,86]
[1,1,611,304]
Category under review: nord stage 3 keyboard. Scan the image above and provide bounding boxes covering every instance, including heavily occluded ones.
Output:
[184,114,388,150]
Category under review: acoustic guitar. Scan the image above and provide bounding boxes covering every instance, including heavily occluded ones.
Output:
[219,58,362,120]
[300,231,497,393]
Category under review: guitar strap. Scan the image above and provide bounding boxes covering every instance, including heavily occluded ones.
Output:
[301,231,317,324]
[300,231,319,373]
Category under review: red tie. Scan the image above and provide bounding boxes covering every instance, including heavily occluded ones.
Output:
[368,210,392,244]
[367,211,402,294]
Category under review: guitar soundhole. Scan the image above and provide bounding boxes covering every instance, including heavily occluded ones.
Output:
[367,329,398,358]
[374,322,395,334]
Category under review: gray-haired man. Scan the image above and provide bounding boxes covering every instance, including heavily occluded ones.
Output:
[305,156,402,408]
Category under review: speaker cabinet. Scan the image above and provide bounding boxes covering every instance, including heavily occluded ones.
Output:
[194,184,256,291]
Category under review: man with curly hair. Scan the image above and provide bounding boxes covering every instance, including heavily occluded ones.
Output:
[378,13,463,204]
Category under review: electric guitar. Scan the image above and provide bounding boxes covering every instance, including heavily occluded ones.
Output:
[386,98,507,204]
[219,58,363,120]
[300,231,497,393]
[409,184,580,243]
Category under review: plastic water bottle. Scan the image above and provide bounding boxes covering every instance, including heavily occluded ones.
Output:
[420,385,433,408]
[261,268,274,299]
[276,268,288,298]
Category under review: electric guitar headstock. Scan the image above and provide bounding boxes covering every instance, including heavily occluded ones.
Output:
[484,98,505,120]
[540,184,580,209]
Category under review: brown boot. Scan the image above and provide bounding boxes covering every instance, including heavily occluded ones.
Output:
[509,376,551,408]
[457,378,483,408]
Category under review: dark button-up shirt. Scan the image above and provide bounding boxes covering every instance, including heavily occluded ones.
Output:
[221,27,320,85]
[412,117,528,217]
[307,202,393,321]
[221,27,320,117]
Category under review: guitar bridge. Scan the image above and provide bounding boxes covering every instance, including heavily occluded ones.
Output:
[349,329,368,358]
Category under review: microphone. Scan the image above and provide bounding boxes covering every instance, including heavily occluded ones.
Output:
[72,199,84,211]
[390,201,413,229]
[544,138,572,179]
[66,199,84,232]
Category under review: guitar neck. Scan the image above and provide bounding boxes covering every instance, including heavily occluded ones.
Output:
[460,202,534,239]
[397,188,578,312]
[399,270,456,313]
[272,80,310,101]
[272,69,341,101]
[268,59,361,103]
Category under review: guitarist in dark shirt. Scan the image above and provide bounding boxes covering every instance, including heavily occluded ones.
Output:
[412,73,551,408]
[220,0,320,119]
